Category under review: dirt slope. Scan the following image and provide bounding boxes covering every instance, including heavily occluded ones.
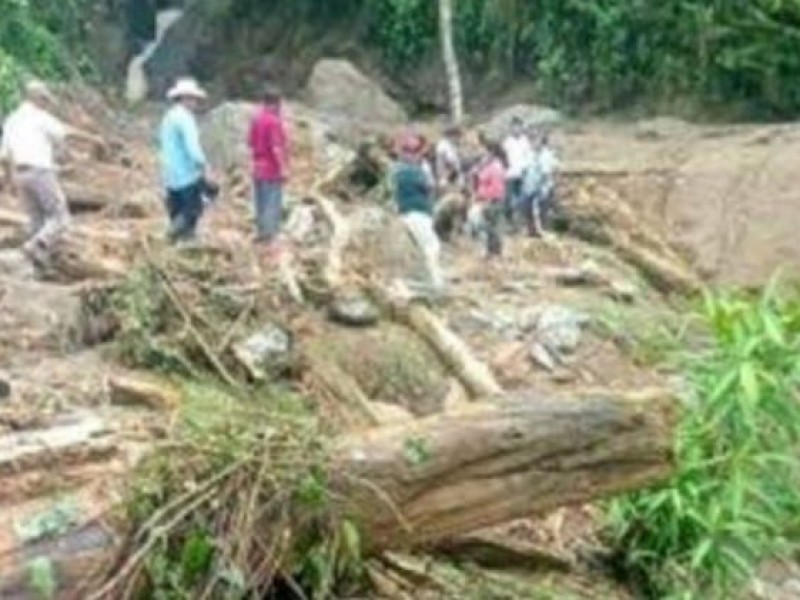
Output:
[561,120,800,286]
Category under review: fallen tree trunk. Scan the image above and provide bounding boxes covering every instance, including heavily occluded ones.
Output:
[372,282,503,399]
[334,388,675,550]
[563,184,702,295]
[3,389,674,598]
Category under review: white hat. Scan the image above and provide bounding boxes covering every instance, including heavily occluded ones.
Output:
[166,78,207,101]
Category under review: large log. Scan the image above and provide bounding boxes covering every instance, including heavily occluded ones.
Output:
[334,389,675,551]
[0,389,675,597]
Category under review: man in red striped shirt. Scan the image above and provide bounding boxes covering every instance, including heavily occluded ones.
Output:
[248,84,289,256]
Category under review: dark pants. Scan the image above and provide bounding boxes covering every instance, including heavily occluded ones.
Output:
[482,202,503,257]
[504,177,523,226]
[166,180,204,242]
[521,191,543,236]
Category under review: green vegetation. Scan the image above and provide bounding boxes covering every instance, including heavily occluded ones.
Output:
[608,282,800,598]
[116,380,356,599]
[0,0,91,110]
[5,0,800,118]
[221,0,800,119]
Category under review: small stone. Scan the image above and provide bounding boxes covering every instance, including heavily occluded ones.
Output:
[607,280,638,303]
[0,377,10,401]
[551,369,577,384]
[552,260,604,287]
[530,342,557,372]
[328,295,380,327]
[536,304,590,355]
[233,324,292,380]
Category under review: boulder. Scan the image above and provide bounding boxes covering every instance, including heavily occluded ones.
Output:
[347,208,431,291]
[481,104,562,140]
[202,101,257,173]
[143,5,209,100]
[202,101,355,175]
[304,59,407,126]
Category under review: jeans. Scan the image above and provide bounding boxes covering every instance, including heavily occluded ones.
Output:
[504,177,523,225]
[166,180,204,242]
[254,179,283,242]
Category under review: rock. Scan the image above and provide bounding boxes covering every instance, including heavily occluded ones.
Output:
[482,104,562,140]
[535,305,590,356]
[328,294,380,328]
[304,59,407,126]
[232,324,292,380]
[0,376,10,401]
[202,101,257,173]
[606,279,638,303]
[143,4,207,100]
[0,249,34,279]
[530,342,557,372]
[549,259,605,287]
[347,207,432,291]
[108,373,181,411]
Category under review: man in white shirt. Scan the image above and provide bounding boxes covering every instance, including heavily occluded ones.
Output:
[0,80,103,266]
[501,116,534,227]
[435,124,464,189]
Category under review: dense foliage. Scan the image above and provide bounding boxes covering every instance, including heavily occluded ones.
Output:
[608,283,800,598]
[222,0,800,118]
[4,0,800,117]
[0,0,91,111]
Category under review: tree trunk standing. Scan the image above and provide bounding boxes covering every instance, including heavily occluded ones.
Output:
[439,0,464,124]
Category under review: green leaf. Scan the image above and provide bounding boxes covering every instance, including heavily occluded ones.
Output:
[739,362,760,404]
[27,557,56,600]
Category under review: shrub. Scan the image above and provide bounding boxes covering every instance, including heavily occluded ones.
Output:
[607,281,800,598]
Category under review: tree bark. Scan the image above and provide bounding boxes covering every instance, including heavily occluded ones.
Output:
[439,0,464,124]
[333,388,676,550]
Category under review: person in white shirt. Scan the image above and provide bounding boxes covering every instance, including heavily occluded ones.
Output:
[501,116,534,227]
[0,80,104,266]
[434,124,464,189]
[521,131,560,236]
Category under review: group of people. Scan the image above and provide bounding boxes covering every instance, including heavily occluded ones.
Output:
[0,75,556,294]
[0,76,289,270]
[390,116,560,294]
[158,78,289,258]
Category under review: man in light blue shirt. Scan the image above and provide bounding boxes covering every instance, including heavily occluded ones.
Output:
[159,78,210,242]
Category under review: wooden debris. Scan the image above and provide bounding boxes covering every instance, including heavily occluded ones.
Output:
[333,388,676,551]
[107,373,180,412]
[374,282,503,399]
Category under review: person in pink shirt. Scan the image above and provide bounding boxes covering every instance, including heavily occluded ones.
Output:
[248,84,289,255]
[473,140,506,257]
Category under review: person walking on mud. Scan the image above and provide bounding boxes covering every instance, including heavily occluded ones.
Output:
[249,84,289,260]
[159,78,214,243]
[391,132,445,295]
[0,80,104,268]
[474,139,506,258]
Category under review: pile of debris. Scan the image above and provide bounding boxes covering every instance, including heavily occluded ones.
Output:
[0,91,694,598]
